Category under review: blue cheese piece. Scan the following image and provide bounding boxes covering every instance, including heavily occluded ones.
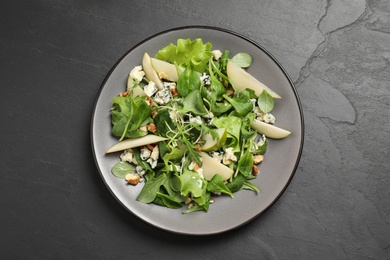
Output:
[200,73,211,85]
[140,147,151,160]
[209,151,224,162]
[153,88,172,105]
[136,165,146,176]
[144,81,158,97]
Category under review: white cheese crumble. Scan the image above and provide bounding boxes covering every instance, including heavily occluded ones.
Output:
[212,50,222,60]
[129,66,145,82]
[222,147,237,165]
[144,81,158,97]
[120,149,133,162]
[189,115,202,124]
[150,145,159,161]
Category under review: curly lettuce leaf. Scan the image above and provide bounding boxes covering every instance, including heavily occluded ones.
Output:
[155,38,212,73]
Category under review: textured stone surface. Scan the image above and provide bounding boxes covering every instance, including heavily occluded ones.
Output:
[0,0,389,259]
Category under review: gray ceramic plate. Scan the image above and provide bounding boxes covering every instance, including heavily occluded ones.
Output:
[91,26,304,235]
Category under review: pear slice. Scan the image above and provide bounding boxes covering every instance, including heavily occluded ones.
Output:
[227,60,281,99]
[142,52,163,90]
[201,128,227,152]
[200,152,234,181]
[151,58,184,82]
[106,134,168,153]
[250,119,291,139]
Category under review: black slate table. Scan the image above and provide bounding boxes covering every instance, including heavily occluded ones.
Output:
[1,1,389,259]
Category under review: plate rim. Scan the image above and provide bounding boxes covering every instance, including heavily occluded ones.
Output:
[90,25,305,235]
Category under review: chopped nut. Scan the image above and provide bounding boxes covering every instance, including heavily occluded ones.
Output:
[252,165,259,176]
[209,196,215,204]
[120,91,129,97]
[146,143,155,151]
[147,123,157,133]
[184,197,192,205]
[125,173,141,185]
[169,86,179,97]
[193,163,201,171]
[145,96,153,106]
[253,154,264,164]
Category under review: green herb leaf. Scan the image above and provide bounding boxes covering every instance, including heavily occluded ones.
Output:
[226,173,246,192]
[177,65,201,97]
[231,53,253,68]
[223,90,254,117]
[258,90,274,113]
[207,174,234,198]
[179,90,208,115]
[179,169,206,197]
[237,150,254,177]
[156,192,183,209]
[137,174,167,203]
[242,180,259,193]
[111,161,135,179]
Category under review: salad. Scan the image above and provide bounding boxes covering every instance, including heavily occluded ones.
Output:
[106,38,291,214]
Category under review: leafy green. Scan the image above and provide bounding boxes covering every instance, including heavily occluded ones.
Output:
[178,90,208,115]
[231,53,252,68]
[111,95,151,141]
[258,90,274,113]
[177,65,201,97]
[223,90,254,116]
[207,174,234,198]
[137,174,167,203]
[226,173,246,192]
[212,116,242,151]
[237,150,254,177]
[111,161,135,179]
[156,192,183,209]
[154,109,176,137]
[242,181,259,193]
[155,38,212,73]
[220,50,230,71]
[183,192,211,214]
[179,169,206,197]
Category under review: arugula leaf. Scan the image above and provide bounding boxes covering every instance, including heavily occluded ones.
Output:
[111,161,135,179]
[207,174,234,198]
[207,60,226,102]
[137,174,167,203]
[258,90,274,113]
[154,109,176,137]
[231,53,253,68]
[155,38,212,73]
